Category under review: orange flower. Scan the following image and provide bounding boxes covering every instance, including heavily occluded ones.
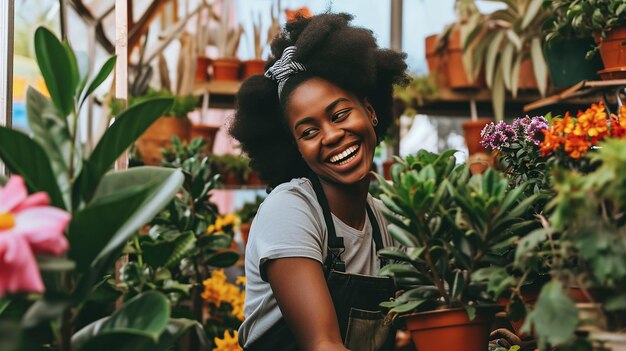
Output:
[214,330,242,351]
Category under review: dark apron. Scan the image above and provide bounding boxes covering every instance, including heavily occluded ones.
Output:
[245,176,395,351]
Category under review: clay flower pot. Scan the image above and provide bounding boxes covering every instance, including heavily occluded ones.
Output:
[403,307,499,351]
[135,116,192,165]
[195,56,212,82]
[242,59,266,79]
[596,26,626,79]
[462,119,492,156]
[213,58,241,81]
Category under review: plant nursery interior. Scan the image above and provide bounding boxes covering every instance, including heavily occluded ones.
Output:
[1,0,626,350]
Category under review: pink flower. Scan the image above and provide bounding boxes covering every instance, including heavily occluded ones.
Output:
[0,176,70,296]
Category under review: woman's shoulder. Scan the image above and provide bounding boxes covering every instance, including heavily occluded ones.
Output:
[258,178,319,214]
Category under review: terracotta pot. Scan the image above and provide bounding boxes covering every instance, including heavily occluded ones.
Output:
[246,171,265,186]
[242,59,266,79]
[382,159,396,180]
[404,307,497,351]
[446,28,483,89]
[240,222,251,247]
[222,172,243,186]
[596,26,626,76]
[190,124,220,154]
[462,119,492,156]
[497,283,542,336]
[425,34,448,88]
[135,116,192,166]
[195,56,212,82]
[467,152,493,175]
[518,59,538,90]
[213,58,241,81]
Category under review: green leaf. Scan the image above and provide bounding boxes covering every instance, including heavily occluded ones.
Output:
[515,228,550,267]
[68,182,154,273]
[530,37,548,96]
[72,291,170,351]
[79,55,116,109]
[390,299,426,314]
[36,256,76,271]
[522,0,544,29]
[492,63,505,122]
[0,127,65,208]
[510,55,521,98]
[378,247,411,262]
[80,98,173,201]
[26,87,72,208]
[141,232,196,269]
[155,318,208,351]
[205,250,239,267]
[34,26,76,117]
[388,224,421,247]
[605,294,626,311]
[22,299,72,328]
[522,280,578,349]
[501,42,514,91]
[92,167,184,268]
[485,31,505,88]
[0,299,10,316]
[505,30,522,51]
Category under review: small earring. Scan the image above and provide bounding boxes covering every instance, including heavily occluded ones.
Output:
[372,117,378,126]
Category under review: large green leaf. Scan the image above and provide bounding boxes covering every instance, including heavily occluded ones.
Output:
[530,37,548,96]
[79,97,173,201]
[522,0,544,30]
[34,27,77,117]
[492,63,505,122]
[485,31,505,88]
[155,318,208,351]
[522,280,578,349]
[141,231,197,269]
[501,42,515,91]
[0,127,65,208]
[26,87,72,208]
[79,56,116,109]
[68,182,154,273]
[92,167,184,267]
[72,291,170,351]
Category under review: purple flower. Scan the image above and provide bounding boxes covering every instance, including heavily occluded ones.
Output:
[524,116,549,145]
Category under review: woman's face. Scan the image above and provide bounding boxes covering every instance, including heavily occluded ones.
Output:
[285,78,378,186]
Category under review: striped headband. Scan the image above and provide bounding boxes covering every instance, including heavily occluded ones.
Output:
[264,46,307,96]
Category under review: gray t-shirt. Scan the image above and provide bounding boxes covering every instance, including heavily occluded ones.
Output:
[238,178,393,347]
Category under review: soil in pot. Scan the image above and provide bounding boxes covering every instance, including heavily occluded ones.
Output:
[135,116,192,166]
[403,307,499,351]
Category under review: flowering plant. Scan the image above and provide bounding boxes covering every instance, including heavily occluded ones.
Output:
[0,175,70,296]
[202,269,245,349]
[481,115,551,196]
[540,102,626,167]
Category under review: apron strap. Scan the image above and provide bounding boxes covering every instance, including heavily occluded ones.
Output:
[309,175,386,273]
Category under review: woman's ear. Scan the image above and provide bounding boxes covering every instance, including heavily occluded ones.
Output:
[363,98,378,125]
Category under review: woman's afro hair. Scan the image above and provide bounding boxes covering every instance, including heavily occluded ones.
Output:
[229,12,409,188]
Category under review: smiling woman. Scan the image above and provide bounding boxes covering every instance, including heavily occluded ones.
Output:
[229,12,409,351]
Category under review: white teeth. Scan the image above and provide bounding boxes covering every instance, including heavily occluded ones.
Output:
[329,145,360,164]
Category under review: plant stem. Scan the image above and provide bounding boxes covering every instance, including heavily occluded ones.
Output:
[133,235,143,267]
[68,110,78,181]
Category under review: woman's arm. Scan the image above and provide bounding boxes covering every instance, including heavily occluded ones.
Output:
[266,257,349,351]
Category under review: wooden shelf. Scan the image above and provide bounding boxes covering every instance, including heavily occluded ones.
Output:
[523,79,626,114]
[193,80,241,109]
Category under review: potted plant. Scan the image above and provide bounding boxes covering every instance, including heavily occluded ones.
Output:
[430,0,485,89]
[241,4,279,80]
[374,149,541,351]
[210,154,252,186]
[236,195,266,246]
[541,0,604,87]
[0,26,207,350]
[212,0,243,81]
[463,0,550,122]
[133,88,199,165]
[546,0,626,79]
[514,104,626,350]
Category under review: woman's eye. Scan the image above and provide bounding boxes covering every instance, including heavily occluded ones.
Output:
[300,128,318,139]
[332,108,351,122]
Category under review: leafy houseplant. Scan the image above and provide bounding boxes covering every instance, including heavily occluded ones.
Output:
[212,0,244,81]
[541,0,604,87]
[514,108,626,350]
[542,0,626,76]
[393,74,438,117]
[211,154,252,186]
[132,88,199,166]
[0,26,203,351]
[374,150,541,351]
[463,0,550,122]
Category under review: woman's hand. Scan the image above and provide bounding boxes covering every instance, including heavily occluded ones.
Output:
[266,257,350,351]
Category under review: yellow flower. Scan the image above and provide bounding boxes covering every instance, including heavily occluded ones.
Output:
[214,330,242,351]
[236,276,246,286]
[202,270,246,321]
